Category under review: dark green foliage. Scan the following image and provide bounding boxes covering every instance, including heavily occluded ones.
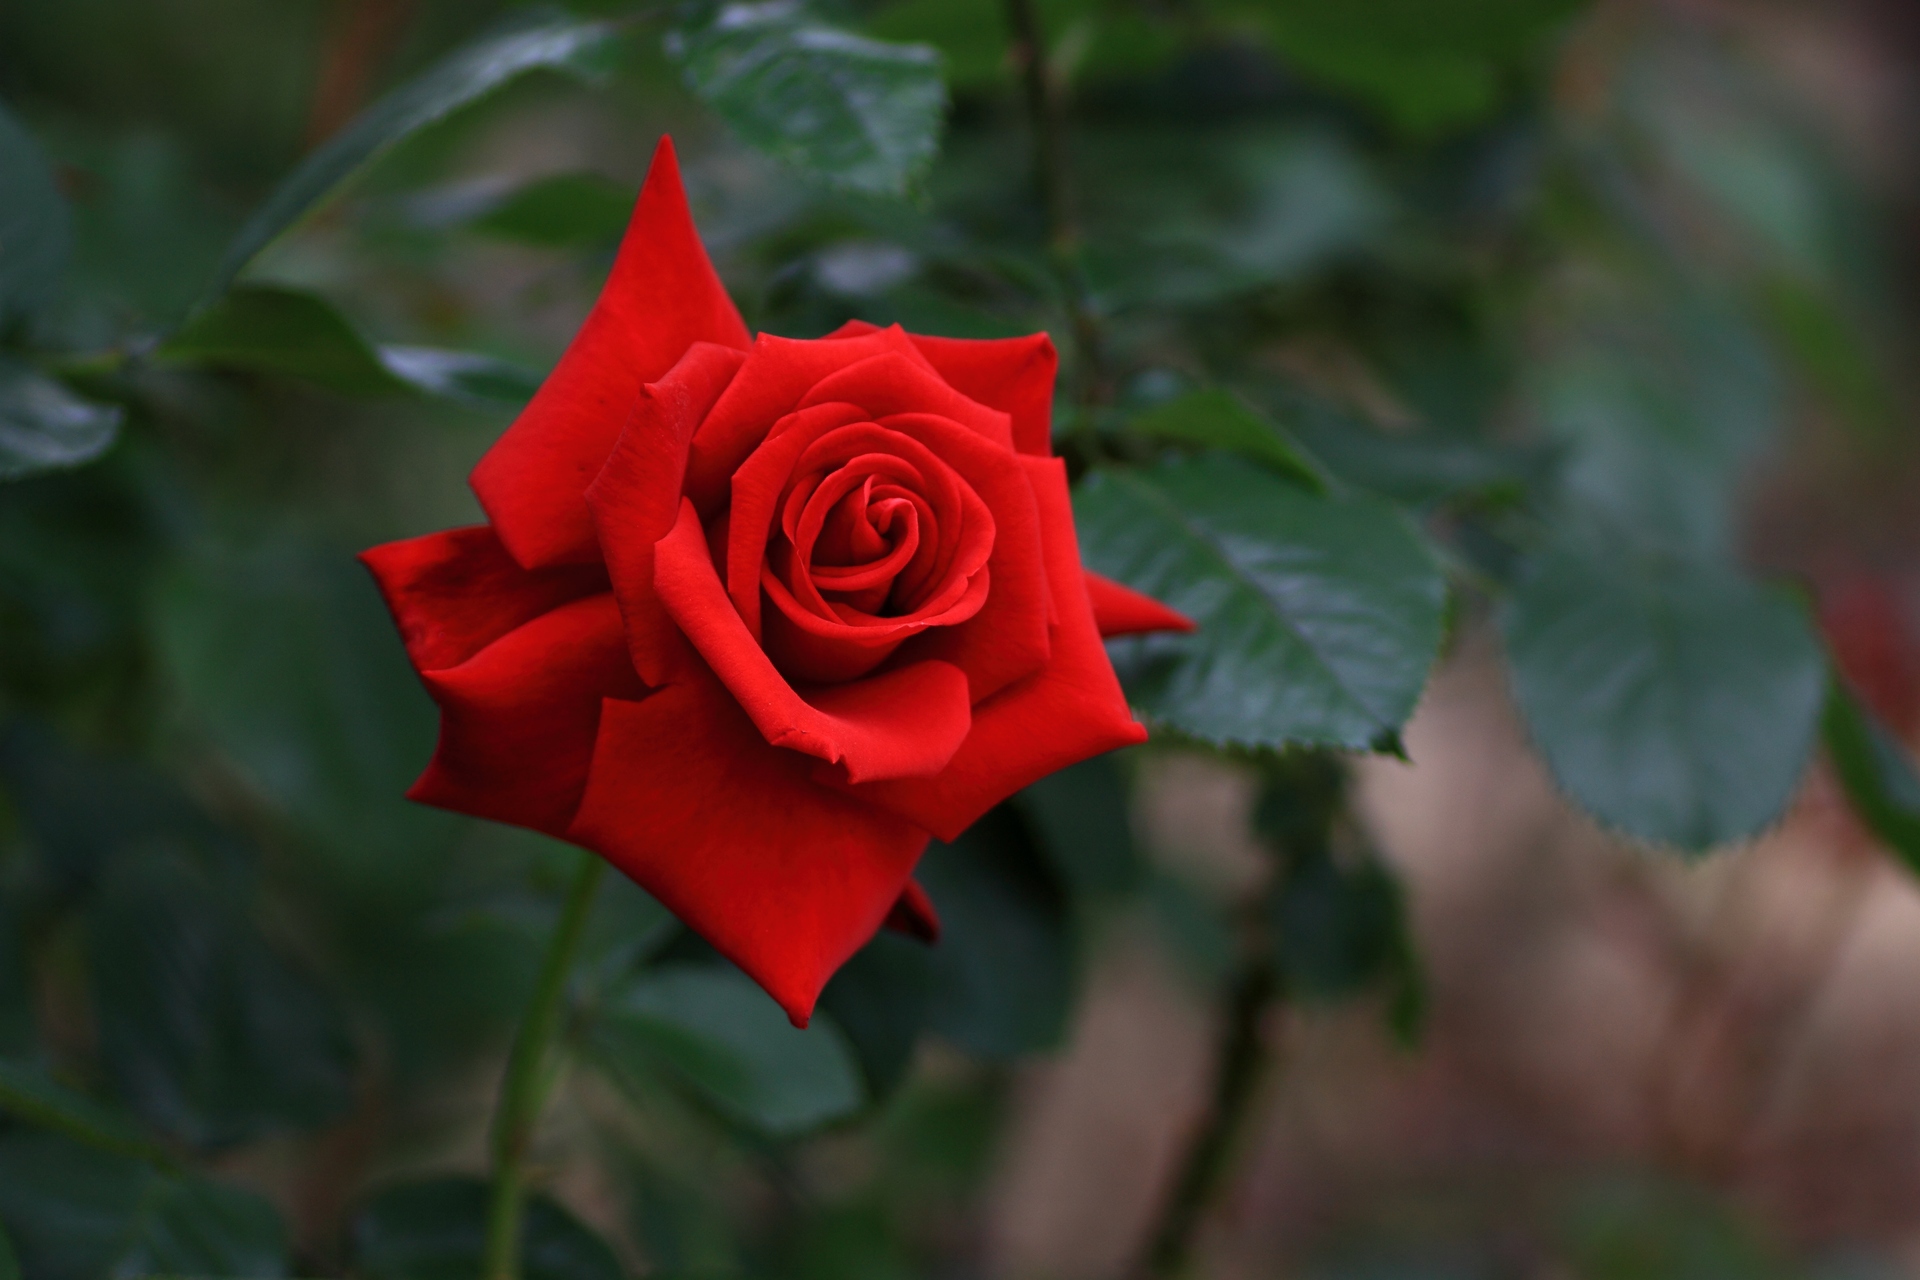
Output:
[1076,456,1447,751]
[351,1177,625,1280]
[0,359,121,481]
[207,10,623,297]
[918,806,1072,1059]
[0,1134,288,1280]
[469,171,636,248]
[157,285,414,395]
[668,2,946,196]
[1501,540,1827,852]
[0,102,70,328]
[585,963,866,1136]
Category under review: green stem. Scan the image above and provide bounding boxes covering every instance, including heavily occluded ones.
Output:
[481,851,605,1280]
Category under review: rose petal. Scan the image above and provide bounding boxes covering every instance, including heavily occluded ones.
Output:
[1085,570,1196,637]
[654,498,974,782]
[828,321,1058,457]
[800,352,1013,452]
[472,137,750,570]
[585,342,749,685]
[830,457,1147,840]
[360,525,608,674]
[412,592,645,835]
[684,327,937,512]
[567,671,932,1025]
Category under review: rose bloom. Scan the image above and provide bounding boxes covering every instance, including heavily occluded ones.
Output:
[363,138,1189,1024]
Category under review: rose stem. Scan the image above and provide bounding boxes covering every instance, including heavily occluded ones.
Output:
[1001,0,1112,435]
[481,850,606,1280]
[1140,752,1343,1278]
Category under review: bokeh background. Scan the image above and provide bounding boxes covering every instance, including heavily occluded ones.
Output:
[5,0,1920,1276]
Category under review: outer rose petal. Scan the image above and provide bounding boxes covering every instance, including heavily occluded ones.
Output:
[566,671,932,1025]
[828,320,1058,457]
[834,458,1148,840]
[1085,570,1196,638]
[586,341,748,686]
[472,136,750,570]
[654,498,974,783]
[360,525,608,673]
[411,593,646,835]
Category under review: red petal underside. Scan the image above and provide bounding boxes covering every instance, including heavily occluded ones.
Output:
[472,136,750,570]
[586,341,748,686]
[1084,570,1196,637]
[828,320,1059,457]
[833,457,1148,840]
[883,879,941,943]
[567,671,933,1025]
[359,525,608,673]
[412,592,646,835]
[654,498,974,783]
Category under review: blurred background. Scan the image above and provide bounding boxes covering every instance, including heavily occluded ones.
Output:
[5,0,1920,1276]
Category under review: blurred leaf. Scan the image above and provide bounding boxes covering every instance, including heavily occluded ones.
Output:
[668,1,946,196]
[818,932,935,1098]
[1501,540,1826,851]
[0,1133,288,1280]
[153,536,451,880]
[0,358,122,482]
[1126,389,1327,491]
[0,1059,172,1166]
[1823,680,1920,873]
[588,964,866,1137]
[0,1222,17,1280]
[1268,851,1423,1040]
[378,345,544,405]
[918,805,1071,1059]
[0,100,71,325]
[351,1177,624,1280]
[468,171,634,248]
[1016,753,1139,898]
[1217,0,1584,135]
[156,284,411,396]
[1559,1174,1793,1280]
[88,852,356,1149]
[1289,411,1544,509]
[1537,298,1780,563]
[206,11,620,297]
[1076,455,1447,750]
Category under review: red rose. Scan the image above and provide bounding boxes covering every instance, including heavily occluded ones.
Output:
[362,138,1190,1024]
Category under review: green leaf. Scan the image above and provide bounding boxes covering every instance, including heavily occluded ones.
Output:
[1823,680,1920,873]
[0,358,122,481]
[468,171,634,248]
[87,852,356,1149]
[588,964,866,1136]
[668,2,946,196]
[1216,0,1584,135]
[1075,455,1447,750]
[0,100,71,324]
[153,536,452,881]
[918,805,1072,1059]
[156,285,412,396]
[0,1133,288,1280]
[378,345,544,404]
[1501,541,1826,852]
[817,932,934,1098]
[1015,753,1140,898]
[206,12,620,298]
[0,1059,172,1167]
[0,1222,18,1280]
[1126,389,1327,491]
[351,1178,624,1280]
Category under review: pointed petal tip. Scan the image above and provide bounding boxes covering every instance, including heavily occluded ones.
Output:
[1084,570,1196,637]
